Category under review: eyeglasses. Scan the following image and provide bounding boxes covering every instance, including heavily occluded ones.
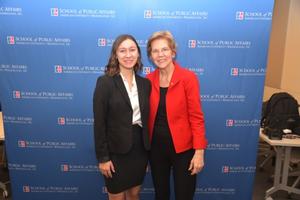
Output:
[151,47,171,56]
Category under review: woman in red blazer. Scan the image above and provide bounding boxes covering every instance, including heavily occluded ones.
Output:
[146,31,207,200]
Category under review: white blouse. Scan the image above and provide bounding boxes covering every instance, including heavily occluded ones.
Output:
[120,73,142,127]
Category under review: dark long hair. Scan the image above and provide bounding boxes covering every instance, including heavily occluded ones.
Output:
[105,34,143,76]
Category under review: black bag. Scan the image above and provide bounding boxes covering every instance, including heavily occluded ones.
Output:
[291,116,300,135]
[261,92,300,138]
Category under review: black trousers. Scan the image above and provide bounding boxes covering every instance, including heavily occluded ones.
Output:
[149,125,196,200]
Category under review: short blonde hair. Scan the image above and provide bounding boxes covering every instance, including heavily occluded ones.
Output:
[147,30,177,58]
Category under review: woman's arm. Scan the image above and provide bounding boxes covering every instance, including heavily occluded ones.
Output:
[93,76,110,163]
[189,149,205,175]
[185,72,207,174]
[185,72,207,149]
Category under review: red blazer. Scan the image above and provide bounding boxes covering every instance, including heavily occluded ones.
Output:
[147,62,207,153]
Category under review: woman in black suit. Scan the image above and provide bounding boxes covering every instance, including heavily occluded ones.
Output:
[93,34,151,200]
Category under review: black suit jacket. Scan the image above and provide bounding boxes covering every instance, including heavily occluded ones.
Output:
[93,74,151,163]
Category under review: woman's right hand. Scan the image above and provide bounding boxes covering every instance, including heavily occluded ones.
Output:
[99,161,115,178]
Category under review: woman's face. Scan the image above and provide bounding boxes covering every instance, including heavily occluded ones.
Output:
[150,38,175,70]
[116,39,139,71]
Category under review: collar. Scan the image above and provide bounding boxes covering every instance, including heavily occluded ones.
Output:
[120,72,136,86]
[152,61,181,90]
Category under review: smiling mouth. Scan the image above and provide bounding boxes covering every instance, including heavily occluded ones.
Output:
[156,59,166,63]
[124,60,134,63]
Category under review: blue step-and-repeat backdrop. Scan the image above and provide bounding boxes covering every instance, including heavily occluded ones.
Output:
[0,0,274,199]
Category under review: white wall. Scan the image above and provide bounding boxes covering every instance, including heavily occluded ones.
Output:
[264,0,300,103]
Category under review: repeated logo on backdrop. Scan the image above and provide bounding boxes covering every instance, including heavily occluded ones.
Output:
[60,164,99,172]
[201,94,246,103]
[54,64,104,74]
[0,64,27,73]
[3,115,32,124]
[144,9,208,20]
[195,187,236,195]
[230,67,266,76]
[97,38,114,47]
[22,185,79,194]
[8,163,37,171]
[12,90,74,100]
[17,140,77,149]
[0,7,22,15]
[226,119,260,127]
[50,7,116,18]
[207,143,240,151]
[235,11,272,21]
[187,66,205,76]
[6,35,71,46]
[0,1,274,200]
[222,165,256,174]
[57,117,94,126]
[188,39,251,49]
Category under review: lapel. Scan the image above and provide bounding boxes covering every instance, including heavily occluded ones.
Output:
[169,61,181,89]
[113,74,131,108]
[135,74,144,112]
[152,61,181,90]
[152,69,160,92]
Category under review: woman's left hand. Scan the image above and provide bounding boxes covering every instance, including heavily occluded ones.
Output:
[188,149,205,175]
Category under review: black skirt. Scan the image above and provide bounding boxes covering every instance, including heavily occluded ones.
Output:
[104,125,148,194]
